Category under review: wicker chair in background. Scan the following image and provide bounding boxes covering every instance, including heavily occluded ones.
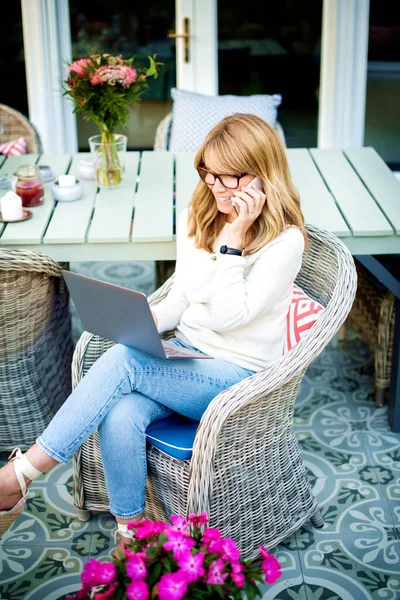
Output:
[0,250,74,451]
[343,259,395,407]
[0,103,43,154]
[71,225,357,560]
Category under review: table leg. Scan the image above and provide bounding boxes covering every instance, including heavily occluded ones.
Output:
[388,298,400,433]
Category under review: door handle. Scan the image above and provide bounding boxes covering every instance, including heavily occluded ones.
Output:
[167,17,190,63]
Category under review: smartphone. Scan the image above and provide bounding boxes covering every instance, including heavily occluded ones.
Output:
[232,176,264,215]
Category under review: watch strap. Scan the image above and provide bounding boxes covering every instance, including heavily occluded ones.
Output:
[220,245,243,256]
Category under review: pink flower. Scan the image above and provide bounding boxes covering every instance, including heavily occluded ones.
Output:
[123,66,137,86]
[81,558,115,586]
[202,528,222,545]
[219,538,241,562]
[164,530,195,558]
[170,515,189,536]
[68,58,92,77]
[206,558,228,585]
[231,571,245,587]
[126,581,149,600]
[124,550,148,561]
[90,74,103,86]
[206,539,223,554]
[177,551,205,582]
[259,548,282,584]
[126,555,147,581]
[231,560,243,573]
[128,519,154,539]
[152,520,167,535]
[157,572,188,600]
[188,512,209,527]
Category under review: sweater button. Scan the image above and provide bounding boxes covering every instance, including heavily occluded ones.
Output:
[211,255,217,261]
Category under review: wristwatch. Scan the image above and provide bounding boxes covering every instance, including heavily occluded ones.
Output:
[220,245,243,256]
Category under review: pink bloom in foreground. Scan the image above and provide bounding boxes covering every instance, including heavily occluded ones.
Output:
[157,571,188,600]
[231,571,245,587]
[128,519,154,539]
[177,551,205,582]
[188,512,209,527]
[259,547,282,584]
[126,580,149,600]
[81,558,115,586]
[170,515,189,536]
[201,528,222,545]
[219,537,241,562]
[164,530,195,558]
[126,555,147,581]
[152,520,167,535]
[206,558,228,585]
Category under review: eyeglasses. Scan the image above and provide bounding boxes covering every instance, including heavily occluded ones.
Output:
[197,167,247,190]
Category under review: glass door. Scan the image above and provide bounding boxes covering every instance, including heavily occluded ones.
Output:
[216,0,323,147]
[68,0,177,150]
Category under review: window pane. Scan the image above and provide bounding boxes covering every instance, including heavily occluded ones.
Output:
[0,3,28,116]
[217,0,323,147]
[69,0,176,150]
[364,1,400,167]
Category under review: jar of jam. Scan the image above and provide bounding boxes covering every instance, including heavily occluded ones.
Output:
[15,164,44,207]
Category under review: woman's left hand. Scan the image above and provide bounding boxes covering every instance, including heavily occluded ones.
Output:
[231,182,266,232]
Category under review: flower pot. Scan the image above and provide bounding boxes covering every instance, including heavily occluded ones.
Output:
[89,133,127,188]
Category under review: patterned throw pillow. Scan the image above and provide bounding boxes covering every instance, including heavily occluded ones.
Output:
[284,284,324,353]
[169,88,282,153]
[0,137,27,156]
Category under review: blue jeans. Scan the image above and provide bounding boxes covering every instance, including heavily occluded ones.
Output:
[37,338,254,518]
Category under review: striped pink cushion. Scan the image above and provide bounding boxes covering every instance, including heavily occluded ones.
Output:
[0,137,27,156]
[284,284,324,353]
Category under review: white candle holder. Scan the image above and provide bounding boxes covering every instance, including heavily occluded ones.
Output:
[51,180,83,202]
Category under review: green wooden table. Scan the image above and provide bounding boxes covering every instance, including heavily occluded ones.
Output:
[1,147,400,258]
[1,147,400,430]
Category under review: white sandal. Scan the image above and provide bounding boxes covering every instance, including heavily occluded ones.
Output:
[113,523,135,546]
[0,448,42,538]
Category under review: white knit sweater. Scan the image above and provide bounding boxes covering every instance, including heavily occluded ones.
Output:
[152,208,305,372]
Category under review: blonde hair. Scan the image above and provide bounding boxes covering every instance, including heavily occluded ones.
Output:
[187,113,307,255]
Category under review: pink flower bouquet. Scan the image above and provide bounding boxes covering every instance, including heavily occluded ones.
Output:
[63,53,162,187]
[68,513,282,600]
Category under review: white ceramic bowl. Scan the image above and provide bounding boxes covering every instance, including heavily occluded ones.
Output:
[51,180,83,202]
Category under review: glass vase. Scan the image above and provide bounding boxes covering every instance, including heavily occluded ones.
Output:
[89,132,127,188]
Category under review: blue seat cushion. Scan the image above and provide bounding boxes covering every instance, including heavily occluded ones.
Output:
[146,414,200,460]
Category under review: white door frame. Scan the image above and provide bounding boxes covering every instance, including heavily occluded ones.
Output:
[318,0,370,148]
[22,0,369,152]
[21,0,77,153]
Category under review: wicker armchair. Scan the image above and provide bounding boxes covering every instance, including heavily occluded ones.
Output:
[0,250,74,451]
[71,225,356,559]
[344,259,395,407]
[0,103,43,154]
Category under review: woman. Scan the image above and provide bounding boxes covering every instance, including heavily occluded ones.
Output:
[0,113,306,555]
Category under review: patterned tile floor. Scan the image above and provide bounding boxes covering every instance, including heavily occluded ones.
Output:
[1,261,400,600]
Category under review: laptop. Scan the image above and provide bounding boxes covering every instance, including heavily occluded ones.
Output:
[61,270,212,360]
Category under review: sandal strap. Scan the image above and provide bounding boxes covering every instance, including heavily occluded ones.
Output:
[113,523,135,545]
[8,448,42,496]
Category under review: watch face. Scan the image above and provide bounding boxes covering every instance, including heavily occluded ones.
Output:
[220,245,228,254]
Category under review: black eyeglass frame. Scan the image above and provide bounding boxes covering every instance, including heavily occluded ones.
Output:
[197,167,248,189]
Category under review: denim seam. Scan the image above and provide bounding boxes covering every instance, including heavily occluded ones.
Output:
[36,437,69,464]
[110,504,146,520]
